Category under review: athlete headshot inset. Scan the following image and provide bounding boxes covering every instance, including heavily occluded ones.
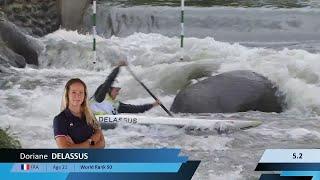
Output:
[53,78,105,149]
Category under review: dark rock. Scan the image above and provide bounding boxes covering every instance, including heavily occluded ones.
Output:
[0,20,39,65]
[44,26,51,33]
[171,70,284,113]
[45,20,52,25]
[24,5,31,11]
[12,6,21,13]
[0,0,14,6]
[40,4,49,11]
[48,13,57,20]
[0,44,26,68]
[32,27,43,36]
[32,19,44,27]
[34,11,45,19]
[2,1,61,37]
[13,14,27,23]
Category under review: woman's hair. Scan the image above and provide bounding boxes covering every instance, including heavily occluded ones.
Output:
[61,78,100,130]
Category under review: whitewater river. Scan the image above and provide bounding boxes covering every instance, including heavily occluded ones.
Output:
[1,5,320,180]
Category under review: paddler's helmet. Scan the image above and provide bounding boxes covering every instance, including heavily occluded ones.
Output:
[111,79,121,89]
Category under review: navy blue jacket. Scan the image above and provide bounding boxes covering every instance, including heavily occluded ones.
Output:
[53,108,94,144]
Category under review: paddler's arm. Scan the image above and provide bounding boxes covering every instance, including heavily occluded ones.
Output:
[118,100,160,113]
[93,66,120,103]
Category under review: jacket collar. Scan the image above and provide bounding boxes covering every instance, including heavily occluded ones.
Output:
[64,108,85,120]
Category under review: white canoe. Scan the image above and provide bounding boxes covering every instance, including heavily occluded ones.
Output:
[95,114,262,130]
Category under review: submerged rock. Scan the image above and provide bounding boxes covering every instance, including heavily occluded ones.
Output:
[171,70,284,113]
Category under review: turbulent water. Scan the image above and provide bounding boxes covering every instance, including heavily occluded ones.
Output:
[1,2,320,180]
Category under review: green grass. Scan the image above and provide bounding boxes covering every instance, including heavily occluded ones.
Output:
[0,128,21,149]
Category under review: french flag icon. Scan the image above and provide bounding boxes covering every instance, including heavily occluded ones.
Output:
[21,164,30,171]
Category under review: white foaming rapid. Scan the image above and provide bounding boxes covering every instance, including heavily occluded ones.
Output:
[39,29,320,115]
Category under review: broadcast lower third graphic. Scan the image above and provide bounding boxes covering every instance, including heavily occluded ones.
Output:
[0,149,200,180]
[255,149,320,180]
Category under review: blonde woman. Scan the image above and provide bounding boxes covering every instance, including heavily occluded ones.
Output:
[53,78,105,148]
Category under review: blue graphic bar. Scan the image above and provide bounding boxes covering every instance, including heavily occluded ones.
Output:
[0,161,200,180]
[10,163,181,173]
[256,149,320,179]
[47,163,74,173]
[260,149,320,163]
[281,171,320,179]
[74,163,181,172]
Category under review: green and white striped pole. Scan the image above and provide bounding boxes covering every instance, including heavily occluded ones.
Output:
[92,0,97,64]
[180,0,184,61]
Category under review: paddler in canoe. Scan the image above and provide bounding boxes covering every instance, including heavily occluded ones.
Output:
[90,61,160,116]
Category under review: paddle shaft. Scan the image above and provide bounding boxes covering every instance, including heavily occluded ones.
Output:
[125,66,174,117]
